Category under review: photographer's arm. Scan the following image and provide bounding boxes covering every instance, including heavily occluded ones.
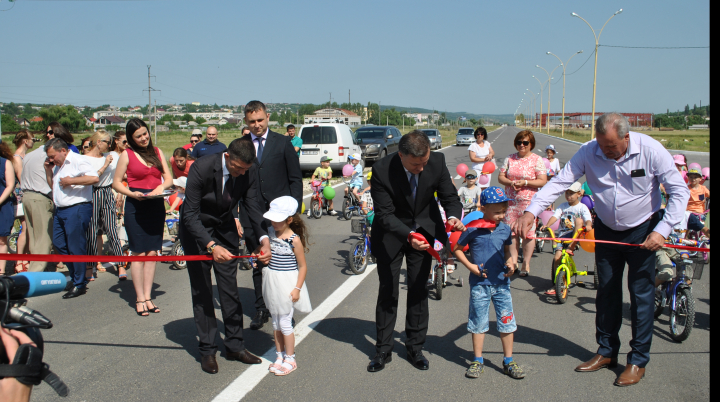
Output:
[0,328,34,402]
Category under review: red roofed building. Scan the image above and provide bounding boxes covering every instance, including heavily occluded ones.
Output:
[31,116,44,122]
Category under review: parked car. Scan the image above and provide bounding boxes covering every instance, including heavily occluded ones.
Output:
[354,126,401,162]
[455,127,475,146]
[420,129,442,150]
[298,123,362,171]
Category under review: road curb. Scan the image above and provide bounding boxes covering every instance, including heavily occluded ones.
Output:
[531,130,709,155]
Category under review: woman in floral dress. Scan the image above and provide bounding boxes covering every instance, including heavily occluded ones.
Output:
[497,130,547,276]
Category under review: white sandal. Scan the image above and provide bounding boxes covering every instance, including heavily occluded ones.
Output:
[274,356,297,376]
[269,352,283,373]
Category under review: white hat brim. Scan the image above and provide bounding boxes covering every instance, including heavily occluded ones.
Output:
[263,210,290,223]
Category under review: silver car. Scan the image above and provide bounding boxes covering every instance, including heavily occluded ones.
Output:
[420,129,442,150]
[456,128,474,146]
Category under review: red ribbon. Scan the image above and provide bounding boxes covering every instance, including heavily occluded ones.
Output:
[527,237,709,253]
[465,219,497,229]
[0,254,255,262]
[409,233,442,261]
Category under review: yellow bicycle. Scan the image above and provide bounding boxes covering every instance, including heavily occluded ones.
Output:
[547,227,598,304]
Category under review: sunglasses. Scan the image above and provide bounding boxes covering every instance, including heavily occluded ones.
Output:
[47,130,54,135]
[465,175,477,180]
[31,138,41,142]
[190,140,199,144]
[516,140,530,147]
[121,140,128,145]
[82,145,90,149]
[100,139,111,144]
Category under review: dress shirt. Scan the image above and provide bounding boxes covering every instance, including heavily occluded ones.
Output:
[221,156,267,244]
[250,128,269,154]
[403,167,456,235]
[20,148,52,195]
[526,132,689,238]
[51,151,98,208]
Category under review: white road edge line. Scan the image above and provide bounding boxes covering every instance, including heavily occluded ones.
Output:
[212,263,378,402]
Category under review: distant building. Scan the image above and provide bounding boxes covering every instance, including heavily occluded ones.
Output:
[304,108,361,126]
[14,118,30,128]
[96,116,127,129]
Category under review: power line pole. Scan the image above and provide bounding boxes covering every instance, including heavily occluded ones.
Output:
[143,65,160,142]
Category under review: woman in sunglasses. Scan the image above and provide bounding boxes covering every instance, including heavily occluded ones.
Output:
[45,122,79,154]
[109,131,130,278]
[10,130,39,272]
[467,126,495,190]
[84,130,124,282]
[79,137,92,155]
[497,130,547,276]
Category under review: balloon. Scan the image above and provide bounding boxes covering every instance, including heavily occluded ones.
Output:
[477,174,490,185]
[580,195,594,211]
[538,210,559,231]
[456,163,469,177]
[323,186,335,200]
[481,161,496,174]
[543,158,552,172]
[702,167,710,180]
[578,229,596,253]
[681,170,688,183]
[688,162,702,171]
[301,202,306,214]
[367,210,375,225]
[342,164,354,177]
[462,210,484,225]
[449,231,469,252]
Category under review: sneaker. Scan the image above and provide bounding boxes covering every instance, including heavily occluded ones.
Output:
[465,361,484,378]
[503,360,525,379]
[329,210,338,216]
[306,210,311,217]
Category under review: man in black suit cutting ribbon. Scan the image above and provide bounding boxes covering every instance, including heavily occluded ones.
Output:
[368,131,464,372]
[179,138,271,374]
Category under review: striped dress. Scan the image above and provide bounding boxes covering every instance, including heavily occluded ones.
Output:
[261,227,312,316]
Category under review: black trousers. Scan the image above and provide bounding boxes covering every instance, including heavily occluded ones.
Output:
[375,241,434,354]
[181,231,245,357]
[594,213,658,368]
[243,223,269,314]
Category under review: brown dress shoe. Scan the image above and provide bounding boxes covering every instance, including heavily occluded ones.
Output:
[226,350,262,364]
[201,355,219,374]
[575,354,618,372]
[615,364,645,386]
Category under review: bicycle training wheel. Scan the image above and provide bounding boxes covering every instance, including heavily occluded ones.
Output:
[342,197,353,220]
[311,199,322,219]
[435,265,444,300]
[669,287,695,342]
[348,239,368,275]
[555,268,569,304]
[171,240,187,270]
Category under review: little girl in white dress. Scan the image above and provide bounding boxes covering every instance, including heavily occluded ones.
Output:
[262,196,312,376]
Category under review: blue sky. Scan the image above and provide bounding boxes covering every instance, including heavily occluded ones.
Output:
[0,0,709,115]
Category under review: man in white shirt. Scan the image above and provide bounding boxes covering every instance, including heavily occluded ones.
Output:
[44,138,99,298]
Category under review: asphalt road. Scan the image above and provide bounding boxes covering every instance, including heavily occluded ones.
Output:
[25,126,709,401]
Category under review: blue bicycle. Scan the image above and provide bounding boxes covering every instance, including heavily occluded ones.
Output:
[348,214,373,274]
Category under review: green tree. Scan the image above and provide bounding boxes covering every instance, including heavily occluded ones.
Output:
[180,113,194,122]
[36,105,88,132]
[195,117,207,125]
[269,112,279,123]
[684,104,690,115]
[1,114,21,133]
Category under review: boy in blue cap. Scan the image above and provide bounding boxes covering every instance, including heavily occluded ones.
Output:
[452,186,525,380]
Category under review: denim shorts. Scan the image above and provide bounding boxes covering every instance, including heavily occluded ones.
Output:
[468,283,517,334]
[552,231,575,252]
[349,183,363,189]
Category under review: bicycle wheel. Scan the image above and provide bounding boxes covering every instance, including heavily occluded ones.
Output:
[311,199,322,219]
[555,267,569,304]
[171,240,187,270]
[348,239,368,275]
[654,287,665,319]
[669,287,695,342]
[435,265,444,300]
[593,264,599,289]
[342,197,353,220]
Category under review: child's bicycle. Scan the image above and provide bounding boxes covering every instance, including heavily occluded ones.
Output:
[163,211,186,270]
[654,237,704,342]
[547,227,598,304]
[348,214,373,274]
[685,209,710,263]
[341,178,363,220]
[534,215,549,253]
[309,180,331,219]
[429,242,462,300]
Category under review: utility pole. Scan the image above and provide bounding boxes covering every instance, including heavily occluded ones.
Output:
[154,100,157,144]
[349,89,351,106]
[143,65,160,142]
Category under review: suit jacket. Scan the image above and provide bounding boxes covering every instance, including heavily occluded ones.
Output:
[370,151,462,259]
[238,130,303,220]
[179,153,267,250]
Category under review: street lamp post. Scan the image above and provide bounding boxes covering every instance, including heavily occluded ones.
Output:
[536,64,561,134]
[571,9,623,139]
[532,76,544,130]
[547,50,583,137]
[525,89,536,129]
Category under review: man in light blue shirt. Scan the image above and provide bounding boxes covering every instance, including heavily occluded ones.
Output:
[514,113,689,386]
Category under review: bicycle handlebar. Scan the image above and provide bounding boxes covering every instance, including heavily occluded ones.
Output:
[546,227,587,244]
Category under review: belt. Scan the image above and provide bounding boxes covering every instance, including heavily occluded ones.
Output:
[94,185,113,189]
[22,189,52,200]
[57,201,92,210]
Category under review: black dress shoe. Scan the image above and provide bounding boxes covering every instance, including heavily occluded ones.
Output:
[249,310,270,330]
[407,350,429,370]
[201,355,218,374]
[226,350,262,364]
[367,352,392,372]
[62,287,87,299]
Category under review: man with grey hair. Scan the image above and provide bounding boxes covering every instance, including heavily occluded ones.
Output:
[367,130,464,373]
[43,138,99,298]
[514,112,689,386]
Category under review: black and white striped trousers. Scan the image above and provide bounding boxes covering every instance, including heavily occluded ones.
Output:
[87,185,123,265]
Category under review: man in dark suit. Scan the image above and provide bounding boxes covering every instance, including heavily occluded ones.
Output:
[368,131,464,372]
[179,138,271,374]
[238,100,303,330]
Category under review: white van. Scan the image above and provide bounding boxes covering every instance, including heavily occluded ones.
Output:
[298,123,362,171]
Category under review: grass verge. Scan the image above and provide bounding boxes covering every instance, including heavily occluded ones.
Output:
[528,127,710,153]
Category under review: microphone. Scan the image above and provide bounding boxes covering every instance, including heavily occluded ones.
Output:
[0,272,70,299]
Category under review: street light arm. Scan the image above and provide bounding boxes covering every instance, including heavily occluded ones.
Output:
[566,50,583,66]
[571,12,598,43]
[548,52,564,72]
[536,65,551,80]
[598,9,622,41]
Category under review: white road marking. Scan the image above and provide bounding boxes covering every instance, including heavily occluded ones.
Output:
[212,263,378,402]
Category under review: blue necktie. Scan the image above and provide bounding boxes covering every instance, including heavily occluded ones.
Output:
[409,173,417,200]
[256,137,264,163]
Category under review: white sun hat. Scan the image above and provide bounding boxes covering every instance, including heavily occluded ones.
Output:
[173,177,187,188]
[263,196,299,223]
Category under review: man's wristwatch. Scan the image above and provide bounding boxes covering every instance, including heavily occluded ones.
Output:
[207,244,216,254]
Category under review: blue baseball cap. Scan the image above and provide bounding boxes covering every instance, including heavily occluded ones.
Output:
[481,186,511,205]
